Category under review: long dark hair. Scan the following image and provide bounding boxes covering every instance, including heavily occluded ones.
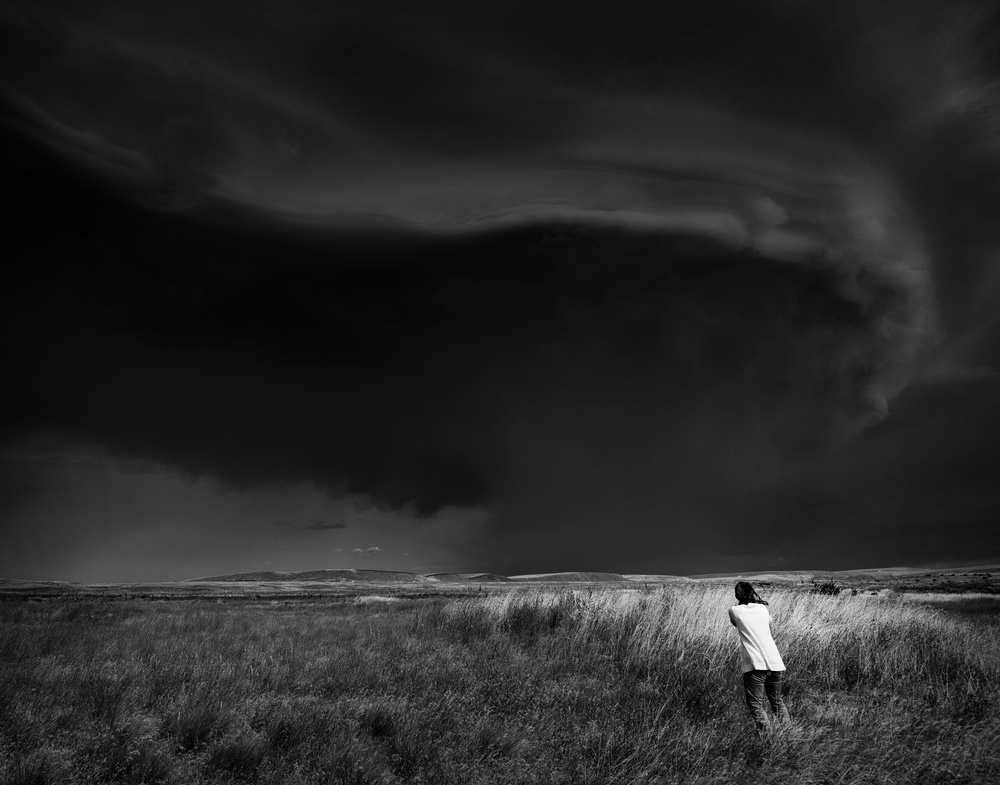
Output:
[735,581,769,606]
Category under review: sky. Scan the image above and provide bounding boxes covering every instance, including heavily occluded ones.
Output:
[2,0,1000,582]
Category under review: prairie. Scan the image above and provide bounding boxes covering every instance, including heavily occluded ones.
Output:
[1,585,998,784]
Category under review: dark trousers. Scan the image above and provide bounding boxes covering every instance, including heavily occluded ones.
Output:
[743,669,790,730]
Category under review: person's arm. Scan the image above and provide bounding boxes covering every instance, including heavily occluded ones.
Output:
[728,607,737,627]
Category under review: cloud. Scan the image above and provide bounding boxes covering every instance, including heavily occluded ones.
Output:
[305,520,348,530]
[274,518,347,529]
[352,546,380,555]
[3,0,1000,574]
[1,200,929,519]
[1,0,956,440]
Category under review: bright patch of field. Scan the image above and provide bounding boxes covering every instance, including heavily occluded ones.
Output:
[899,592,1000,603]
[2,586,998,784]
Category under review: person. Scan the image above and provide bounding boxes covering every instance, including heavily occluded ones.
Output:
[728,581,790,733]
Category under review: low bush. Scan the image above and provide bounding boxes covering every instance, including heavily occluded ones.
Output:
[814,581,842,595]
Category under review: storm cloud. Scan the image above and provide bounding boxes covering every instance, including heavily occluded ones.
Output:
[2,0,1000,578]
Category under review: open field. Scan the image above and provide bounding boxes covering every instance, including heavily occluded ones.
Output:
[2,585,999,784]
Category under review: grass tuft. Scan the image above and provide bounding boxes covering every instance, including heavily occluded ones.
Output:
[0,755,53,785]
[206,734,267,781]
[163,695,231,753]
[356,701,396,739]
[82,729,172,785]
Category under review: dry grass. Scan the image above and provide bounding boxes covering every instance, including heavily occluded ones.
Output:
[1,586,998,784]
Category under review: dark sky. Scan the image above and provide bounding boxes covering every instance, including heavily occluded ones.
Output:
[2,0,1000,581]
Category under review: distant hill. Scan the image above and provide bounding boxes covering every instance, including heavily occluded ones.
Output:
[179,563,1000,587]
[686,565,1000,583]
[509,572,628,582]
[187,569,434,583]
[685,571,814,584]
[423,572,514,582]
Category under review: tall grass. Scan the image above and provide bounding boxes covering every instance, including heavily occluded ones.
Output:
[1,586,998,784]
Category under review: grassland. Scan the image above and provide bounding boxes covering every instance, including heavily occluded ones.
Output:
[2,585,999,784]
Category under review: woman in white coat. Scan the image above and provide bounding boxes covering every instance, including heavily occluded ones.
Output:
[728,581,790,732]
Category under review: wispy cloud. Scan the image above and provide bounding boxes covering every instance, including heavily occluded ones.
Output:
[273,519,348,529]
[305,520,348,530]
[352,546,380,555]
